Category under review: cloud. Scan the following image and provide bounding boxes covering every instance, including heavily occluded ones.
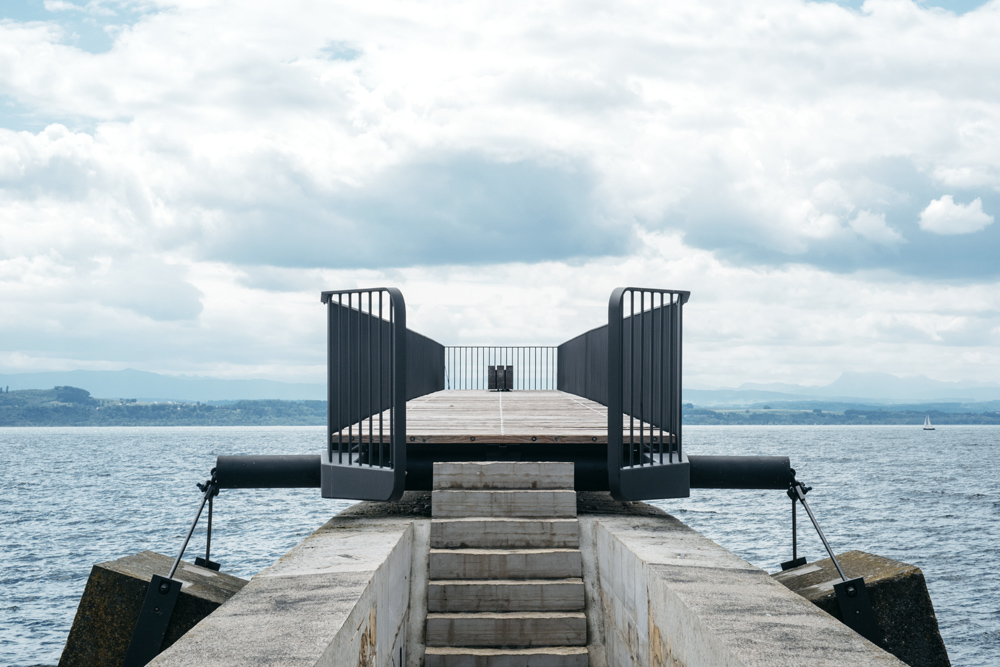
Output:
[194,153,626,269]
[848,210,904,244]
[1,0,1000,387]
[918,195,994,235]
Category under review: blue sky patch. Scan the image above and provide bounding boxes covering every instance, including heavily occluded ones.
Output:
[811,0,991,14]
[1,0,157,54]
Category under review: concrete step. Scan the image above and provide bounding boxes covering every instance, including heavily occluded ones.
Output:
[433,461,575,490]
[429,549,583,580]
[425,612,587,647]
[431,518,580,549]
[432,490,577,518]
[428,579,585,612]
[424,646,589,667]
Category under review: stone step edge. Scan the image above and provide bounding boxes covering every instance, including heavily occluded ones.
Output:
[430,517,580,524]
[426,611,587,620]
[429,548,582,556]
[424,646,589,655]
[429,578,584,586]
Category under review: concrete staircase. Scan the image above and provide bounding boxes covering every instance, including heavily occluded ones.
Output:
[424,462,588,667]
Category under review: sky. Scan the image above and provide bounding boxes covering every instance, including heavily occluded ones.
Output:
[1,0,999,390]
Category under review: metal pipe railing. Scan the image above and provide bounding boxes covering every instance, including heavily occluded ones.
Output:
[318,287,447,501]
[445,346,557,390]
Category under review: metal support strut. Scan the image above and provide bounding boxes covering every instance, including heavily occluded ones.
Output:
[122,471,220,667]
[781,470,884,648]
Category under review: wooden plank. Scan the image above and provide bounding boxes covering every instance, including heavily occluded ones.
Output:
[331,390,676,445]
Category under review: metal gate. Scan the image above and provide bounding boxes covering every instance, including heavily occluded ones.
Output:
[320,287,447,501]
[607,287,690,500]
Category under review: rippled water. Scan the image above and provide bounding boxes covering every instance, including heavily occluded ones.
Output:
[2,425,997,666]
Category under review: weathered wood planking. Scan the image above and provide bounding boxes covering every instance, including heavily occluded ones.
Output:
[333,390,675,445]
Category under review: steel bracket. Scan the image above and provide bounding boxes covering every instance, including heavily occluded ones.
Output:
[122,574,181,667]
[194,556,221,571]
[780,556,807,571]
[834,577,884,647]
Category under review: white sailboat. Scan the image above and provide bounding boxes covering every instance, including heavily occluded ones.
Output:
[923,415,935,430]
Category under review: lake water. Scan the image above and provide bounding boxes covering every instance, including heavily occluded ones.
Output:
[2,425,997,666]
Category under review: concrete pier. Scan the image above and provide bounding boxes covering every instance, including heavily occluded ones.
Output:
[147,464,910,667]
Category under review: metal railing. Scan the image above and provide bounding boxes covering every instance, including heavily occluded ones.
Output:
[445,346,558,390]
[608,287,689,499]
[558,287,690,500]
[320,288,443,501]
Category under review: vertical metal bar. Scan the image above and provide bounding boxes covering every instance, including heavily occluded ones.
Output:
[629,290,635,468]
[347,293,353,465]
[327,298,334,464]
[357,292,363,465]
[677,293,683,461]
[658,292,664,464]
[667,294,674,462]
[378,291,384,468]
[389,294,392,467]
[639,291,645,466]
[607,288,625,498]
[367,292,373,467]
[337,294,344,463]
[792,497,798,561]
[391,288,407,490]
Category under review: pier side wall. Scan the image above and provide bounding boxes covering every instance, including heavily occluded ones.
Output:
[149,507,426,667]
[583,510,907,667]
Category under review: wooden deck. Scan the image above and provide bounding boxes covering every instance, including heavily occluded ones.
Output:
[336,390,673,445]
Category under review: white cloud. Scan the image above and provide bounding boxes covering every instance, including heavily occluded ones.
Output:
[1,0,1000,385]
[849,210,905,244]
[918,195,994,234]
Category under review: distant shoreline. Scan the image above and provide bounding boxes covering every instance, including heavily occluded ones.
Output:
[3,386,1000,427]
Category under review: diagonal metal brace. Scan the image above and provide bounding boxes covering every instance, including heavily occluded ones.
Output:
[786,474,885,648]
[123,471,219,666]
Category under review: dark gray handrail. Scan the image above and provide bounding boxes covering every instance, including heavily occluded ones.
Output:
[445,346,558,390]
[319,288,443,501]
[607,287,690,499]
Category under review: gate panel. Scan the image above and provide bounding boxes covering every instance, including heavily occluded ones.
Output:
[320,288,407,501]
[608,287,691,501]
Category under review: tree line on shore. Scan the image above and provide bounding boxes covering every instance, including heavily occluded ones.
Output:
[3,386,1000,427]
[0,387,326,426]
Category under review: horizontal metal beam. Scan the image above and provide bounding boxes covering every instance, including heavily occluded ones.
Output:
[688,455,791,489]
[215,455,321,489]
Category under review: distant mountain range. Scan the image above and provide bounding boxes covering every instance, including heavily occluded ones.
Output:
[687,371,1000,407]
[1,369,998,408]
[0,369,325,402]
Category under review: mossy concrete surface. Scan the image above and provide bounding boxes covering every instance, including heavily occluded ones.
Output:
[58,551,247,667]
[772,550,950,667]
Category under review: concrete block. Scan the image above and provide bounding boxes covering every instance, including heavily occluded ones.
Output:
[428,579,585,612]
[424,646,589,667]
[433,462,575,490]
[431,518,580,549]
[589,515,908,667]
[429,549,583,580]
[58,551,247,667]
[146,503,427,667]
[432,490,577,518]
[772,550,951,667]
[425,612,587,647]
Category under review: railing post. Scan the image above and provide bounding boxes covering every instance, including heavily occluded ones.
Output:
[607,288,626,498]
